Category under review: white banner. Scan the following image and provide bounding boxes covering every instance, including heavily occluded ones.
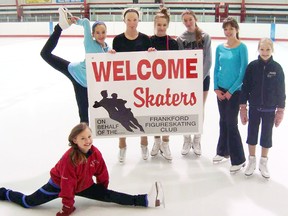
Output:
[86,50,203,138]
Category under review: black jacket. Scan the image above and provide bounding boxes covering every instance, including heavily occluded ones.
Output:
[240,55,286,109]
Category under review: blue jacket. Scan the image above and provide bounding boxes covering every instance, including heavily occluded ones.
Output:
[240,55,286,109]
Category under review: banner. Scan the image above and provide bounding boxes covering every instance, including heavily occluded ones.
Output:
[86,50,203,138]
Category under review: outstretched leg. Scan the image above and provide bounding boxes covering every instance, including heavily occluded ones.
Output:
[0,180,60,208]
[76,184,147,207]
[40,24,74,81]
[40,24,89,123]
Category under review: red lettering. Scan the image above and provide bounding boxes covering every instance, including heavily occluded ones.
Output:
[113,61,125,81]
[134,87,145,107]
[125,61,137,80]
[186,58,198,78]
[92,57,198,82]
[92,61,111,82]
[152,59,166,80]
[133,87,197,108]
[168,59,184,79]
[138,59,151,80]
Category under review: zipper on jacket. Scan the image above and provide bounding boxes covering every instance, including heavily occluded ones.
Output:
[261,65,265,106]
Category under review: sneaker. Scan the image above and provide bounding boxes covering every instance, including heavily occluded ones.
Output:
[147,182,165,207]
[160,141,172,161]
[119,147,126,163]
[230,162,245,173]
[181,135,191,155]
[151,138,161,156]
[259,157,270,179]
[58,7,73,30]
[0,187,7,200]
[141,145,149,160]
[192,134,201,156]
[244,156,256,176]
[213,155,230,163]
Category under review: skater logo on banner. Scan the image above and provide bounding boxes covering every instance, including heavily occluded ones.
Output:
[86,50,203,138]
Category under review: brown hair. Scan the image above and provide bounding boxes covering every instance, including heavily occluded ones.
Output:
[92,21,106,34]
[222,16,240,39]
[154,6,170,25]
[123,8,139,19]
[68,123,90,166]
[181,10,203,45]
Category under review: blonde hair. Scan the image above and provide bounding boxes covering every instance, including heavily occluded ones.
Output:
[258,38,274,52]
[181,10,203,45]
[68,123,91,166]
[154,7,170,25]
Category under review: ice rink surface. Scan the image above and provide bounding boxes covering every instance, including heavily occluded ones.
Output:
[0,37,288,216]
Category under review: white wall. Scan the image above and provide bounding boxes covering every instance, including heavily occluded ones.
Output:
[0,21,287,41]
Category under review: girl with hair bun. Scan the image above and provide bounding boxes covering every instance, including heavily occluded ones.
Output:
[149,7,179,161]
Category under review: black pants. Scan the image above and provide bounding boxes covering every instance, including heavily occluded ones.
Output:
[216,90,245,165]
[4,179,147,208]
[247,107,275,148]
[40,24,89,123]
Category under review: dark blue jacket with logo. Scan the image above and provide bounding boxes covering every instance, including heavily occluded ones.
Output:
[240,55,286,109]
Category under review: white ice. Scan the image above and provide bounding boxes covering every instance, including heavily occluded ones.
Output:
[0,37,288,216]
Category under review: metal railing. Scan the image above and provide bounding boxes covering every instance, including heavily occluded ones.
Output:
[0,2,287,23]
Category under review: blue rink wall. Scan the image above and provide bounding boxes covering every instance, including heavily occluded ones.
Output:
[0,21,287,41]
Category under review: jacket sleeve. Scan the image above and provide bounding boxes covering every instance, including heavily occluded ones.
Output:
[94,151,109,188]
[276,64,286,109]
[76,18,93,53]
[213,46,220,90]
[239,63,252,105]
[58,157,78,208]
[176,36,184,50]
[203,33,212,79]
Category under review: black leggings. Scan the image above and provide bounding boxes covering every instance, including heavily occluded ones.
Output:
[4,179,147,208]
[40,24,89,123]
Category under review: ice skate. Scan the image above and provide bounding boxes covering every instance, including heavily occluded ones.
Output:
[181,135,191,155]
[119,147,126,163]
[147,182,165,207]
[160,141,172,161]
[151,138,161,156]
[244,156,256,177]
[230,162,245,174]
[141,145,149,160]
[259,157,270,179]
[213,155,230,163]
[58,7,73,30]
[192,134,201,156]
